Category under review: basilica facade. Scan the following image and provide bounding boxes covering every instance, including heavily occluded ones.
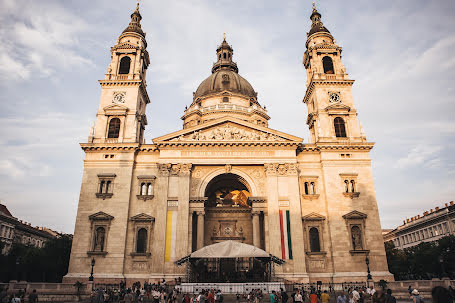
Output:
[65,3,393,284]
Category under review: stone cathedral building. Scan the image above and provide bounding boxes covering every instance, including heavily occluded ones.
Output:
[65,3,393,284]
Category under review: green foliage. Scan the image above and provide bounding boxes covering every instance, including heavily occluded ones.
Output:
[0,235,73,283]
[385,235,455,280]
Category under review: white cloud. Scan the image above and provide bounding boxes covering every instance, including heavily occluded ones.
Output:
[0,1,93,81]
[395,145,443,169]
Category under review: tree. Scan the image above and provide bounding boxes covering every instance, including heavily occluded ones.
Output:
[385,235,455,280]
[1,235,72,283]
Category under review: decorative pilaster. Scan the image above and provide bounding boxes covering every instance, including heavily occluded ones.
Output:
[285,163,308,278]
[264,163,281,257]
[152,163,171,274]
[176,163,192,265]
[196,211,205,250]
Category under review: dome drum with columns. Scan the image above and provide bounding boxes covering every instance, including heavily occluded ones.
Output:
[65,2,393,285]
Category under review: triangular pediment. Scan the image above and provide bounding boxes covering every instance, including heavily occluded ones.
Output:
[130,213,155,222]
[89,211,114,221]
[325,103,351,112]
[342,210,367,220]
[153,116,303,144]
[302,212,326,221]
[103,104,129,115]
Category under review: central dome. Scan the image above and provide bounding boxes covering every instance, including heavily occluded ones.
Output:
[194,69,256,100]
[193,37,257,101]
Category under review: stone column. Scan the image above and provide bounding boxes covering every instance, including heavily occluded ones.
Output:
[252,211,261,248]
[196,211,205,250]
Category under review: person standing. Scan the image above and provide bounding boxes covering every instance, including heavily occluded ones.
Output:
[372,287,386,303]
[270,291,277,303]
[28,289,38,303]
[309,289,318,303]
[321,290,330,303]
[384,289,396,303]
[431,286,453,303]
[352,288,360,303]
[124,289,134,303]
[294,290,303,303]
[281,288,288,303]
[410,289,423,303]
[337,291,347,303]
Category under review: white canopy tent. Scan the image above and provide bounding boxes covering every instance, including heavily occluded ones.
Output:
[190,240,270,258]
[176,240,284,265]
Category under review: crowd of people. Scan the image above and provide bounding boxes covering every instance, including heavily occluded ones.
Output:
[1,282,454,302]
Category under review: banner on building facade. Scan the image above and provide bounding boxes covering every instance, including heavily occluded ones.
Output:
[279,210,293,260]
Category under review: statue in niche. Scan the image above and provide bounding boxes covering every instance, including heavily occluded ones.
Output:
[94,227,106,251]
[351,226,363,250]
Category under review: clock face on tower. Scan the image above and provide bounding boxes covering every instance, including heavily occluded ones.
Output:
[329,92,341,103]
[113,92,126,104]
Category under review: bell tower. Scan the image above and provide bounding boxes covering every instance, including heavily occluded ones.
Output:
[89,3,150,144]
[302,2,366,144]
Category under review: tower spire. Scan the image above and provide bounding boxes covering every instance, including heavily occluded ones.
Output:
[308,1,331,37]
[123,1,145,36]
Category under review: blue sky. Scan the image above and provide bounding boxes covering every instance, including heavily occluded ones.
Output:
[0,0,454,233]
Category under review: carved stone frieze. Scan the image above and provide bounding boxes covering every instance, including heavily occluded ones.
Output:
[170,124,285,142]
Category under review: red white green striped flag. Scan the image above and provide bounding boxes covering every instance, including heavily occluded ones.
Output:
[279,210,293,260]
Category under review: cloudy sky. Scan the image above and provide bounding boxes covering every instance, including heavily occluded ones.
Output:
[0,0,454,234]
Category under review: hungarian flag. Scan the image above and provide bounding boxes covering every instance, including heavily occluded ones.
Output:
[279,210,293,260]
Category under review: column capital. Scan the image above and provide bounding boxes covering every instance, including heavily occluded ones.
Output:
[179,163,193,176]
[251,211,261,216]
[264,163,279,176]
[196,211,205,216]
[170,163,193,176]
[158,163,171,176]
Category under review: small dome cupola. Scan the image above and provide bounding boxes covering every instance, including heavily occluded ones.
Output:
[308,1,331,37]
[212,34,238,73]
[123,2,145,37]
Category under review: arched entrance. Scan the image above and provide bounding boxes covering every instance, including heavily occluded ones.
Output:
[202,173,253,247]
[190,173,268,282]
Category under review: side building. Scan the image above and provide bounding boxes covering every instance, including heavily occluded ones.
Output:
[0,203,58,254]
[383,201,455,249]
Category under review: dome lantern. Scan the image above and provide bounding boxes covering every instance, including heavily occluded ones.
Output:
[212,34,238,73]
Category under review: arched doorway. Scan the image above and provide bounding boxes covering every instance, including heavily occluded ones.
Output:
[193,173,263,281]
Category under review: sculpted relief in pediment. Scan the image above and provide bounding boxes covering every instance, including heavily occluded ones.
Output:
[169,124,285,142]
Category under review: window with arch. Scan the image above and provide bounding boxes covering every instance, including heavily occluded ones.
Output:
[322,56,334,74]
[223,53,227,59]
[136,228,147,253]
[334,117,347,138]
[118,56,131,74]
[309,227,321,252]
[137,175,156,201]
[108,118,121,138]
[301,176,319,199]
[96,173,116,199]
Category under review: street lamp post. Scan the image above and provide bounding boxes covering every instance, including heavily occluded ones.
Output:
[15,257,21,282]
[439,255,448,279]
[365,256,372,287]
[89,258,95,282]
